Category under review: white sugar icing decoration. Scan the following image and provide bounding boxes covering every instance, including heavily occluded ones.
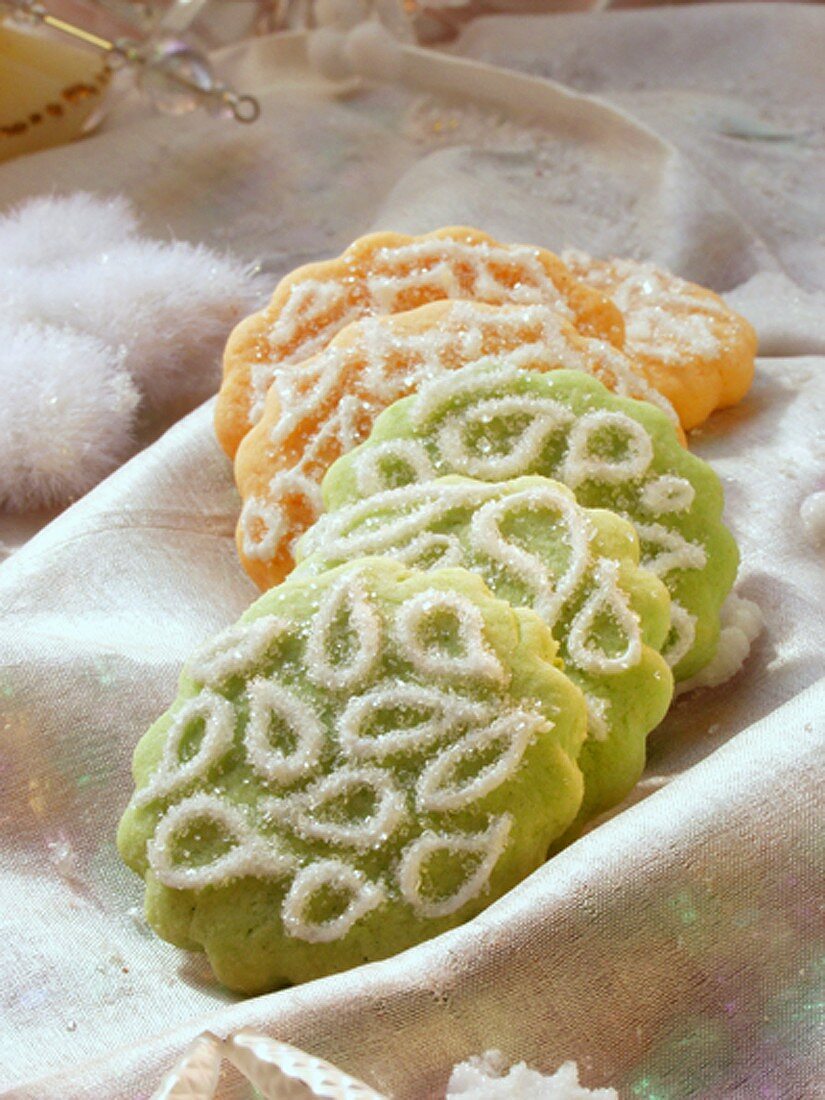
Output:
[249,235,584,425]
[366,258,463,310]
[241,469,326,562]
[469,486,590,625]
[367,238,571,315]
[305,575,382,690]
[566,559,643,674]
[398,814,513,919]
[266,279,351,359]
[301,481,492,563]
[635,522,707,577]
[446,302,579,369]
[661,601,697,668]
[583,337,679,424]
[186,616,288,687]
[269,354,365,458]
[628,309,721,364]
[584,693,610,742]
[252,279,358,422]
[395,530,465,569]
[416,711,548,813]
[394,588,507,684]
[410,362,528,429]
[147,793,295,890]
[354,439,437,497]
[263,766,406,849]
[244,293,673,574]
[437,395,574,481]
[640,475,695,514]
[561,410,654,488]
[240,495,286,561]
[281,860,385,943]
[562,251,724,364]
[244,678,325,783]
[338,683,491,760]
[134,692,236,807]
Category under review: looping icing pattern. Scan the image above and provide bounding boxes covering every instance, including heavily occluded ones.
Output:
[244,678,326,784]
[393,588,508,684]
[437,395,574,482]
[565,560,643,674]
[661,601,697,669]
[263,767,407,850]
[304,575,382,690]
[133,692,236,808]
[416,711,549,813]
[187,616,289,687]
[147,793,296,890]
[239,288,678,580]
[338,683,491,761]
[249,237,582,423]
[299,479,645,679]
[562,250,725,365]
[281,860,386,943]
[397,814,513,919]
[561,410,654,488]
[469,486,590,626]
[139,570,548,944]
[344,366,711,675]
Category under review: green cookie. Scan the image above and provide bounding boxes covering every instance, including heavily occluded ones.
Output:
[118,558,587,993]
[296,476,673,827]
[322,366,739,681]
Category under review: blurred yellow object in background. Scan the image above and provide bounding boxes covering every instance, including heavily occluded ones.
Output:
[0,20,110,162]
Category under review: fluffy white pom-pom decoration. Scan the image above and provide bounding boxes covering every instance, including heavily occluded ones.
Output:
[344,20,403,82]
[11,240,262,415]
[0,322,139,511]
[0,191,263,513]
[0,192,139,270]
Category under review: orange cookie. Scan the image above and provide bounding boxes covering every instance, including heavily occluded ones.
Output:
[235,298,676,590]
[562,251,757,432]
[217,227,625,458]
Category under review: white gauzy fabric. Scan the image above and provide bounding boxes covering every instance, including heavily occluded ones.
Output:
[0,7,824,1097]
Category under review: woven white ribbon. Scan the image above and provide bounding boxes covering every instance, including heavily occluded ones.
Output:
[152,1030,388,1100]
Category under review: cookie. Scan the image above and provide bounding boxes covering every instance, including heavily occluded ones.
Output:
[322,366,739,681]
[563,251,757,431]
[117,558,587,993]
[296,476,673,825]
[236,299,677,589]
[216,226,626,457]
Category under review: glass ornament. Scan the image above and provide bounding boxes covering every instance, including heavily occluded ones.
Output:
[136,34,215,115]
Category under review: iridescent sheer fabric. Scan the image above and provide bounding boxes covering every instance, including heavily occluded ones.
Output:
[0,6,823,1096]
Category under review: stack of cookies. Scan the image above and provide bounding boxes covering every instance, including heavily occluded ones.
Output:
[118,228,756,993]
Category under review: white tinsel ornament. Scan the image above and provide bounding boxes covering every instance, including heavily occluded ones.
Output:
[0,192,263,511]
[0,192,140,269]
[0,322,139,511]
[5,240,261,415]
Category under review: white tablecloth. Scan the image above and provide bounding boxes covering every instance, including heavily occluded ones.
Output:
[0,7,823,1096]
